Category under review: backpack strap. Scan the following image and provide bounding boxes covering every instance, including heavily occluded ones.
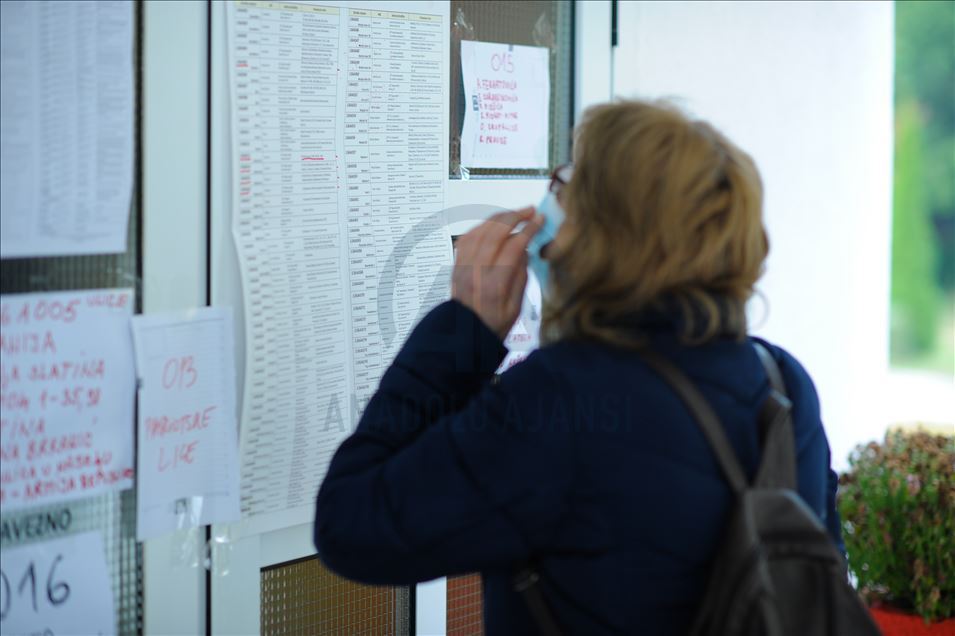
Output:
[641,342,799,493]
[751,342,797,490]
[519,344,798,635]
[640,351,749,494]
[753,340,785,394]
[514,566,565,636]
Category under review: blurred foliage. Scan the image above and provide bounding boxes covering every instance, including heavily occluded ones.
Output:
[838,430,955,622]
[892,102,939,353]
[890,0,955,373]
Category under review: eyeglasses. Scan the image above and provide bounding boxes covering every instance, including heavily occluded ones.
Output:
[549,163,574,199]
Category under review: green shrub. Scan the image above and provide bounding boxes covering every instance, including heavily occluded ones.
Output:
[890,100,939,360]
[838,430,955,622]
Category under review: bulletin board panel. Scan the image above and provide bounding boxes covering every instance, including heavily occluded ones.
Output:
[208,0,584,631]
[0,5,144,633]
[209,1,441,632]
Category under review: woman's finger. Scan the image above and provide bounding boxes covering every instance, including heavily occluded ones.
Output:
[453,223,484,263]
[496,213,543,266]
[454,208,526,264]
[489,207,536,231]
[450,208,536,339]
[471,207,535,266]
[503,257,529,321]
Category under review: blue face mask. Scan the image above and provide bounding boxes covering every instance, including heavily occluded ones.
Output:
[527,190,565,293]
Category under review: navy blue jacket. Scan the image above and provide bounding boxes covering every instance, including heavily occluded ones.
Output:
[315,300,843,634]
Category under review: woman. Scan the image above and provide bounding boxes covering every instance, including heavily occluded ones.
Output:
[314,100,843,634]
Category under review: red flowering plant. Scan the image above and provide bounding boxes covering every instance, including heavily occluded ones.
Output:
[838,429,955,623]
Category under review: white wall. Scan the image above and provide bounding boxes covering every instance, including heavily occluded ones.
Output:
[613,1,896,469]
[142,0,208,633]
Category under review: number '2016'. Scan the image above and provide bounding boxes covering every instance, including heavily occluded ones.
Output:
[0,555,70,622]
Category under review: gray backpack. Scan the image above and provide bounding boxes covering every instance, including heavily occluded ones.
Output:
[516,342,882,635]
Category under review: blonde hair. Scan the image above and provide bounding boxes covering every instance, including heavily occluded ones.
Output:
[542,100,768,347]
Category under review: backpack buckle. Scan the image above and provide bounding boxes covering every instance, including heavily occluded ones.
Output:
[513,567,540,592]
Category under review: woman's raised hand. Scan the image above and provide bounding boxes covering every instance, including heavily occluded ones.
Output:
[452,207,543,340]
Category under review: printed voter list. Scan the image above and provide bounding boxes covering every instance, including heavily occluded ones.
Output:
[0,0,134,259]
[227,0,453,533]
[131,307,241,541]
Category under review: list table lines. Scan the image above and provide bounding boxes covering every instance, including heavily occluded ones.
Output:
[228,0,450,530]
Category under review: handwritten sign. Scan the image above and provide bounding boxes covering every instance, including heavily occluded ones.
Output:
[460,40,550,169]
[498,267,543,373]
[1,508,74,546]
[131,307,240,541]
[0,531,116,636]
[0,290,135,512]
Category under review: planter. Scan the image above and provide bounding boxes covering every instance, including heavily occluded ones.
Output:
[870,606,955,636]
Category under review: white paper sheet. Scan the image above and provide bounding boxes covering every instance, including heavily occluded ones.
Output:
[498,268,543,373]
[460,40,551,169]
[0,531,116,636]
[131,307,241,541]
[0,0,134,259]
[0,289,135,511]
[226,0,453,533]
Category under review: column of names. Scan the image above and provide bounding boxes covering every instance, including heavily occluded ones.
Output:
[232,1,347,517]
[228,1,450,526]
